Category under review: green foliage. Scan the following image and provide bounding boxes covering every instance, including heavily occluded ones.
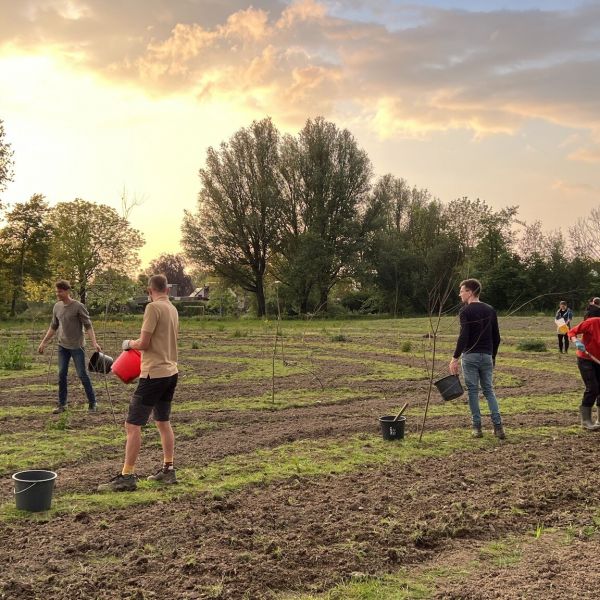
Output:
[330,333,349,342]
[191,340,200,349]
[401,340,413,352]
[0,339,31,370]
[516,339,548,352]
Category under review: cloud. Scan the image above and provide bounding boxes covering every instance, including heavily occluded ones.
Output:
[552,179,598,196]
[1,0,600,144]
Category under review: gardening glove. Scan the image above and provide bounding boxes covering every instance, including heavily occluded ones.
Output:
[122,340,132,351]
[575,340,586,352]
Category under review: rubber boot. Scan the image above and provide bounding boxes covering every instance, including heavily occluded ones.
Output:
[579,406,600,431]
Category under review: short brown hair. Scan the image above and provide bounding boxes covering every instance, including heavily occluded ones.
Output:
[459,278,481,296]
[55,280,71,291]
[559,301,567,306]
[148,274,168,293]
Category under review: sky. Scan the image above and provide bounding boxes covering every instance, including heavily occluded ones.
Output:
[1,0,599,266]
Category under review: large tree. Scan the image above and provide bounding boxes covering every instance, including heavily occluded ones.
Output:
[49,199,144,304]
[277,117,373,312]
[0,119,15,211]
[147,253,194,296]
[182,118,283,317]
[0,194,52,315]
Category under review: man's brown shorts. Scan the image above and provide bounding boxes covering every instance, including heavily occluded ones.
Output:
[126,373,178,426]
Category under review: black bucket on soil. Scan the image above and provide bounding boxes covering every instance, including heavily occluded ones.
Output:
[434,374,464,401]
[12,470,57,512]
[88,351,113,374]
[379,415,406,441]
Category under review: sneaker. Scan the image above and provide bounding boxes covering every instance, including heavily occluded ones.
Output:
[97,473,138,492]
[88,404,98,413]
[52,404,67,414]
[494,425,506,440]
[147,467,177,484]
[471,426,483,438]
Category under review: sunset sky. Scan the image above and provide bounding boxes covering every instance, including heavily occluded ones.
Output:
[1,0,599,266]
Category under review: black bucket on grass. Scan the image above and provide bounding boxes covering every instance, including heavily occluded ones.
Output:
[12,470,57,512]
[379,415,406,441]
[88,351,113,374]
[434,374,464,401]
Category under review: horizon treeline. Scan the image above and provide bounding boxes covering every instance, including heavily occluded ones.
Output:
[1,116,600,319]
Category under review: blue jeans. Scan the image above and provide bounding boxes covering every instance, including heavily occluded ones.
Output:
[461,352,502,427]
[58,346,96,407]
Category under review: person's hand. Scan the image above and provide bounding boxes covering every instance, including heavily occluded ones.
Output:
[449,357,460,375]
[37,342,46,355]
[575,340,586,352]
[93,342,102,353]
[122,340,132,351]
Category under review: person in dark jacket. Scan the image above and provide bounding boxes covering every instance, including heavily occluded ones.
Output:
[583,297,600,320]
[449,278,505,439]
[555,301,573,353]
[569,318,600,430]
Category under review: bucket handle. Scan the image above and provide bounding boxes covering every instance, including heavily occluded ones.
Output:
[13,482,39,495]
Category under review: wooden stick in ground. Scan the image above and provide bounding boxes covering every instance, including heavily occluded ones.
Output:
[393,402,409,421]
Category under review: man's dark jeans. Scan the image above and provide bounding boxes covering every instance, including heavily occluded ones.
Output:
[576,357,600,407]
[58,345,96,407]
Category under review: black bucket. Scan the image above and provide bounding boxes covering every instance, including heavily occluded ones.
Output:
[88,351,113,374]
[12,470,57,512]
[434,374,464,401]
[379,416,406,441]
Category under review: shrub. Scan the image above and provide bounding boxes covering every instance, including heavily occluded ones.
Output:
[331,333,349,342]
[401,340,413,352]
[232,329,247,338]
[516,339,548,352]
[191,341,199,349]
[0,339,31,370]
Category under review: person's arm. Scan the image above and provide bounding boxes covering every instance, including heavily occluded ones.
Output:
[38,326,56,354]
[85,325,102,352]
[125,331,153,351]
[449,309,468,374]
[122,304,157,351]
[492,312,501,364]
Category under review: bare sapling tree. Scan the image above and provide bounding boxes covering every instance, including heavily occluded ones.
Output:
[418,272,460,443]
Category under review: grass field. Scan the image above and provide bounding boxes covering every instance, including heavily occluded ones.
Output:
[0,314,598,599]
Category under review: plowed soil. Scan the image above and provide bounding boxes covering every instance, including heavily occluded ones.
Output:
[0,316,598,599]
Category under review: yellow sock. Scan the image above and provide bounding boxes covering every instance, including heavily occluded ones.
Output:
[121,464,135,476]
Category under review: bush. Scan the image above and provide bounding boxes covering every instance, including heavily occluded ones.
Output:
[516,339,548,352]
[191,341,199,349]
[331,333,349,342]
[0,339,31,370]
[401,340,413,352]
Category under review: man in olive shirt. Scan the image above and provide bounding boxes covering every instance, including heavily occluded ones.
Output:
[38,280,101,413]
[98,274,179,492]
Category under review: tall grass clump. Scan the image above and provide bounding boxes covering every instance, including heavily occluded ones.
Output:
[516,339,547,352]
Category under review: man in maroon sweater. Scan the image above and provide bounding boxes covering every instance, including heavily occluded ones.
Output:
[569,317,600,430]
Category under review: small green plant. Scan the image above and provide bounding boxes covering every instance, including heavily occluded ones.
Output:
[0,339,31,370]
[331,333,349,342]
[516,339,548,352]
[533,523,545,539]
[46,410,71,432]
[401,340,413,352]
[232,329,247,338]
[191,341,199,349]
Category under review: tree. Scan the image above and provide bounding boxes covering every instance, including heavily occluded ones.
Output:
[182,118,283,317]
[49,199,144,304]
[0,119,15,211]
[0,194,52,315]
[277,117,373,312]
[147,253,194,296]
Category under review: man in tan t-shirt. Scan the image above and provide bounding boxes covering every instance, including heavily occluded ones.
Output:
[98,274,179,492]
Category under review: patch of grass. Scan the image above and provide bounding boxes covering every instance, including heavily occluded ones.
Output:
[401,340,412,352]
[0,424,582,521]
[232,329,248,338]
[0,339,31,370]
[515,339,548,352]
[331,333,349,342]
[191,341,200,349]
[478,539,522,567]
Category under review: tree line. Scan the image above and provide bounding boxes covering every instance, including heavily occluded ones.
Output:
[1,116,600,318]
